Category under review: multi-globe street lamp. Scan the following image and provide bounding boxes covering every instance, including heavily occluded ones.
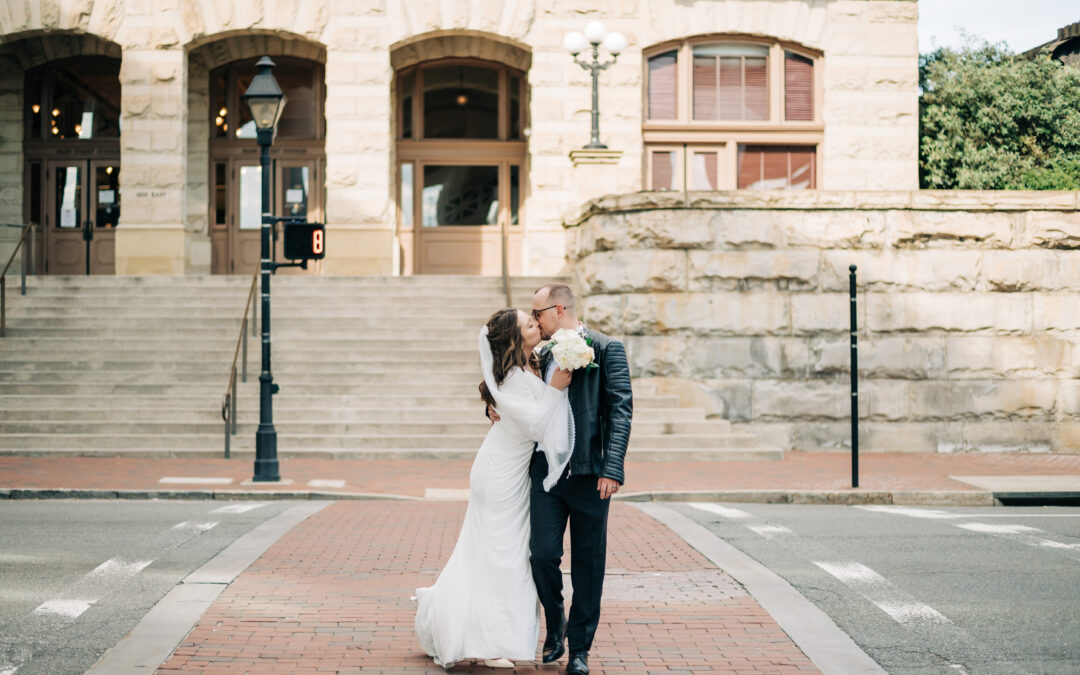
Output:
[242,56,287,483]
[563,21,627,149]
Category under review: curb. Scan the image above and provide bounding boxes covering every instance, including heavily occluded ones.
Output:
[2,486,1001,506]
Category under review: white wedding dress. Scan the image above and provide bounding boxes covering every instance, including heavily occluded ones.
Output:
[414,328,574,669]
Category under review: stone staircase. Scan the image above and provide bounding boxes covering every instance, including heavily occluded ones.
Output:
[0,275,780,461]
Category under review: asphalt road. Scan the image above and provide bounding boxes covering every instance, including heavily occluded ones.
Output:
[0,499,298,675]
[672,502,1080,675]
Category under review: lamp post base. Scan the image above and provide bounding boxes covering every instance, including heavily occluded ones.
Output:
[253,426,280,482]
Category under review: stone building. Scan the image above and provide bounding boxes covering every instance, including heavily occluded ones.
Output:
[1024,20,1080,67]
[0,0,918,277]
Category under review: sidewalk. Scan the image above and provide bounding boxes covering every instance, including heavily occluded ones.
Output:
[2,452,1080,504]
[155,500,819,674]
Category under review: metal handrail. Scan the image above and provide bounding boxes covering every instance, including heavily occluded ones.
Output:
[222,266,260,458]
[1,223,37,338]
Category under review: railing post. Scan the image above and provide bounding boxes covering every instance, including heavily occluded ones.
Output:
[231,369,238,436]
[20,227,27,296]
[1,275,6,338]
[849,264,859,488]
[242,317,248,382]
[223,392,231,460]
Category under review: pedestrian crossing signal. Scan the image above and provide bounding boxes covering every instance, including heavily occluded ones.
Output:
[283,223,326,260]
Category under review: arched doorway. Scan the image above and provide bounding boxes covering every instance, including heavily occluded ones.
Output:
[205,55,326,274]
[395,57,527,275]
[23,52,122,274]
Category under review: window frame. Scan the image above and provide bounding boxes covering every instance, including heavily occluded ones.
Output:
[642,35,823,190]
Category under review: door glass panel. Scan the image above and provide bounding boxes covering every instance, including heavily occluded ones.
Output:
[422,165,499,227]
[29,163,42,225]
[282,166,309,219]
[423,66,499,139]
[510,165,520,225]
[95,165,120,228]
[239,165,262,229]
[214,163,227,226]
[55,166,81,228]
[400,163,414,227]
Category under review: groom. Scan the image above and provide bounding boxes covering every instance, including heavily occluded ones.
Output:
[493,283,632,675]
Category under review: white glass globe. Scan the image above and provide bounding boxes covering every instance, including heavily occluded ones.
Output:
[603,31,627,55]
[563,31,588,55]
[584,21,607,45]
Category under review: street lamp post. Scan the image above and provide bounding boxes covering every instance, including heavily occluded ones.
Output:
[242,56,287,483]
[563,21,627,149]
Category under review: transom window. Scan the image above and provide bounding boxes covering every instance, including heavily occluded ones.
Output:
[643,37,821,190]
[210,57,325,140]
[25,58,121,140]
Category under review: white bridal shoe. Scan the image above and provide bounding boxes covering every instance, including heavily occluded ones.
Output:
[483,658,515,668]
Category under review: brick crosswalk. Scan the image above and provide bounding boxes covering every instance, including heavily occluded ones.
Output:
[157,502,818,674]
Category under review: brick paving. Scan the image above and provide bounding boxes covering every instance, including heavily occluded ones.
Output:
[3,452,1080,497]
[157,501,818,674]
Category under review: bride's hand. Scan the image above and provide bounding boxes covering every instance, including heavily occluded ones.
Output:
[550,368,572,391]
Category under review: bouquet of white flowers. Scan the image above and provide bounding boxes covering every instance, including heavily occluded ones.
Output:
[548,328,598,371]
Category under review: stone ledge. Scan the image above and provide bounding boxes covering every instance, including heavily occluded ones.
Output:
[569,148,623,167]
[564,190,1080,227]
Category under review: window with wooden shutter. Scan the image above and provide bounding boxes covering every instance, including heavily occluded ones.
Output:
[737,145,816,189]
[784,52,814,121]
[692,44,769,121]
[647,50,678,120]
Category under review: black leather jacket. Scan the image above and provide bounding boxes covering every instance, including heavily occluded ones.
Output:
[539,327,633,484]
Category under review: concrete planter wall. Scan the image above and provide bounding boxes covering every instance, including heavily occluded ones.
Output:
[566,191,1080,453]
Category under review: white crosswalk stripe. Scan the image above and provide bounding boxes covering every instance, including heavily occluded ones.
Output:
[210,503,268,514]
[813,561,951,627]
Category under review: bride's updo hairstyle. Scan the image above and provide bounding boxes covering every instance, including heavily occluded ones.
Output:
[479,308,541,410]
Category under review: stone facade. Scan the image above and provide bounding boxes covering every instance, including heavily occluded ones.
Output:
[0,0,918,276]
[566,191,1080,453]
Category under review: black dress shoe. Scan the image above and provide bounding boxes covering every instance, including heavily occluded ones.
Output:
[541,614,567,663]
[566,650,589,675]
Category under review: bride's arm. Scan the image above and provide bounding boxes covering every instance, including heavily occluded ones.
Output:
[495,370,567,442]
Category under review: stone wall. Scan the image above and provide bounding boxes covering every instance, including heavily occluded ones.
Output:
[566,191,1080,454]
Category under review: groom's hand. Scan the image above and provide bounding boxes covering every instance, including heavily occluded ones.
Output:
[598,477,619,500]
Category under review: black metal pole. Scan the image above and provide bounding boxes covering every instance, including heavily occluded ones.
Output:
[849,264,859,488]
[253,134,279,482]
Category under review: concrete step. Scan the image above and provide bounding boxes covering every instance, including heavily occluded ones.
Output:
[0,371,482,385]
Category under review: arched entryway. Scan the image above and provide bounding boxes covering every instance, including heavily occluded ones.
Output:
[17,34,122,274]
[392,33,530,275]
[188,35,327,275]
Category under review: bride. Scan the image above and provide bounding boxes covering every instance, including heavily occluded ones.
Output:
[414,308,575,670]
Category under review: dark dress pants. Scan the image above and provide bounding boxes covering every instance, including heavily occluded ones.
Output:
[529,453,611,653]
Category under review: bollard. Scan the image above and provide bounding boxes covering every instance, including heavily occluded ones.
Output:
[849,265,859,488]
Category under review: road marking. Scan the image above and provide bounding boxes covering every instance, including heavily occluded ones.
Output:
[89,558,154,578]
[747,524,794,539]
[855,505,959,519]
[210,503,268,514]
[857,505,1080,519]
[687,503,754,520]
[33,599,95,619]
[813,561,951,627]
[308,479,345,488]
[955,522,1080,560]
[171,521,218,532]
[956,523,1040,534]
[159,477,233,485]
